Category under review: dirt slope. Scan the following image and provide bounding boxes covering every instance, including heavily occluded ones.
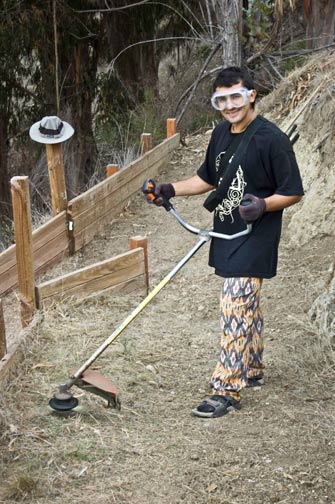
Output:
[1,55,335,504]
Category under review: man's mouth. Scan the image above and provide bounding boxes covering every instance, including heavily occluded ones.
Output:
[225,109,240,118]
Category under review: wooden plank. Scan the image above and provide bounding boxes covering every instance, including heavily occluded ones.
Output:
[106,164,119,177]
[0,266,18,298]
[36,248,145,306]
[32,211,67,252]
[0,212,68,296]
[46,143,68,215]
[34,228,69,273]
[11,176,35,327]
[70,157,166,252]
[130,236,149,292]
[167,118,177,138]
[0,299,6,359]
[141,133,153,154]
[71,156,166,238]
[0,244,16,276]
[0,313,42,386]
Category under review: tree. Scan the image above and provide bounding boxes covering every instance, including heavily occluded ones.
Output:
[0,2,49,221]
[214,0,243,66]
[303,0,335,48]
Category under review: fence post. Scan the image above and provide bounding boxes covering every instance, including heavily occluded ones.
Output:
[106,164,119,178]
[129,236,149,293]
[11,176,36,327]
[141,133,153,155]
[166,118,177,138]
[0,299,6,359]
[46,143,68,216]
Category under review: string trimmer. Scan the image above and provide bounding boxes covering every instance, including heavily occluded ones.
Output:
[48,180,252,413]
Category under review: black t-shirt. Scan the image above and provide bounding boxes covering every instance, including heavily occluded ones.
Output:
[197,115,304,279]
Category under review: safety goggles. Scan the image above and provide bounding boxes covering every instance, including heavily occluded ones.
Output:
[211,87,254,111]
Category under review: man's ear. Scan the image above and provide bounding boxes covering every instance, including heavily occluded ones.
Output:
[250,89,257,103]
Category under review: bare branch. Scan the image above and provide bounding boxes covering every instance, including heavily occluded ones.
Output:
[176,42,221,125]
[71,0,151,13]
[246,19,281,64]
[179,0,208,33]
[53,0,60,114]
[108,36,212,74]
[204,0,214,41]
[266,56,284,80]
[272,42,335,60]
[174,65,223,115]
[147,2,203,39]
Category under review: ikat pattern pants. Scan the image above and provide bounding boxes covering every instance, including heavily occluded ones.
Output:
[210,277,264,401]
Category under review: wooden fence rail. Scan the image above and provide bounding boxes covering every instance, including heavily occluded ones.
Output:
[0,211,69,296]
[35,246,147,308]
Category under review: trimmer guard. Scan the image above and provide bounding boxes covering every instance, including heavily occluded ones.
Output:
[74,369,121,409]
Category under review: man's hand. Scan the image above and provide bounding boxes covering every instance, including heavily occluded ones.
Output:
[154,183,175,206]
[239,193,266,223]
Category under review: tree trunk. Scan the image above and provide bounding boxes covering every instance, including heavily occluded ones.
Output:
[64,43,98,197]
[304,0,335,48]
[104,7,159,101]
[215,0,243,66]
[0,112,11,220]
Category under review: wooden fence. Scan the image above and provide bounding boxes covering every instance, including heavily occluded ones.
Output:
[0,118,179,373]
[0,122,179,298]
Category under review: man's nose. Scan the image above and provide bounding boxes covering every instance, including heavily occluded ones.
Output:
[225,98,235,109]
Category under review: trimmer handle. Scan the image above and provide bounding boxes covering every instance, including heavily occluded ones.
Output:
[142,178,172,211]
[142,178,156,202]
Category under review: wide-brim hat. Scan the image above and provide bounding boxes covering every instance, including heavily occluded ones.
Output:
[29,116,74,144]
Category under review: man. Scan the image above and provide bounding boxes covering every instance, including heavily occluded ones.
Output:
[149,66,304,418]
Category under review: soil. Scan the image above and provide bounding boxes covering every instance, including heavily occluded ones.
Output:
[1,55,335,504]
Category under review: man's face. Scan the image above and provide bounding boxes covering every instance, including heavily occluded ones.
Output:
[213,81,256,127]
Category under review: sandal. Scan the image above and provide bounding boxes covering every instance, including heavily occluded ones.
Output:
[246,375,265,388]
[191,395,241,418]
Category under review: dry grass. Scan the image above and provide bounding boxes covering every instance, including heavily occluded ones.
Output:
[1,58,335,503]
[1,197,335,504]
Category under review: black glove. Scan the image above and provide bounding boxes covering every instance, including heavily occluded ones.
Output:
[239,193,266,223]
[154,183,175,206]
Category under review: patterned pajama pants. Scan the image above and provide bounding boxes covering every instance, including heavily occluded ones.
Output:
[210,277,264,402]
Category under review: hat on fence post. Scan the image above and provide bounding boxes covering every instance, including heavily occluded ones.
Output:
[29,116,74,144]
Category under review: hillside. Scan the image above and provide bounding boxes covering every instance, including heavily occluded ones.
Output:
[0,53,335,503]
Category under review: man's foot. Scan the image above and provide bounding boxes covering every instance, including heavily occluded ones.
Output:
[246,376,265,387]
[191,395,241,418]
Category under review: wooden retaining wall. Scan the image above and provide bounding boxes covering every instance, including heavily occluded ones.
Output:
[0,211,69,296]
[35,248,146,307]
[0,131,179,297]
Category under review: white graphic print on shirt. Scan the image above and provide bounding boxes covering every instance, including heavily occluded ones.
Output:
[214,151,247,223]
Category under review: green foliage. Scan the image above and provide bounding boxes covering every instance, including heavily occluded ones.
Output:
[244,0,275,49]
[130,88,166,143]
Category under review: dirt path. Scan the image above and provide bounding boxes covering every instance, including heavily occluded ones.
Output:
[1,133,334,504]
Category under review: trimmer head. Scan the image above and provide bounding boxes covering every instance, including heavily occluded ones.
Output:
[49,391,79,411]
[48,370,120,413]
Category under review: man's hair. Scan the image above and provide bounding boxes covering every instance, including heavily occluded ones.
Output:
[213,66,255,91]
